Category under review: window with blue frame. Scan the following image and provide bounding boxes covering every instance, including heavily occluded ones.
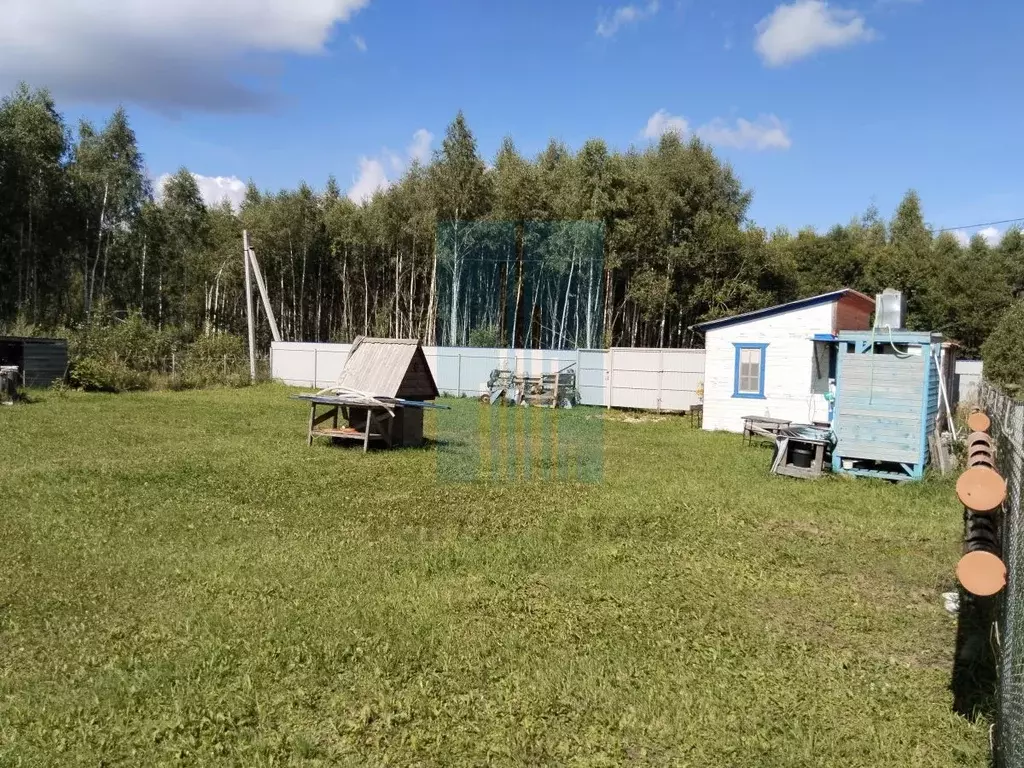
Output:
[733,343,767,398]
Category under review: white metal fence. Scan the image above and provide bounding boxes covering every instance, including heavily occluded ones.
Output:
[271,342,706,412]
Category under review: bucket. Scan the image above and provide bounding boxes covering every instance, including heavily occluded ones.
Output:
[791,446,813,469]
[0,365,18,404]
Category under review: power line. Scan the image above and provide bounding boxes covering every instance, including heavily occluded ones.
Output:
[934,217,1024,234]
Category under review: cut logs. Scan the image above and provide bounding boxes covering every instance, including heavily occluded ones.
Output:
[957,551,1007,597]
[955,410,1007,597]
[967,411,992,434]
[956,466,1007,513]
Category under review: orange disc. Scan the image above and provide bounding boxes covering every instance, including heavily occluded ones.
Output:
[956,466,1007,512]
[967,412,991,433]
[957,551,1006,596]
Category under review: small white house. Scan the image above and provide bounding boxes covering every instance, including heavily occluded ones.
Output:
[693,289,875,433]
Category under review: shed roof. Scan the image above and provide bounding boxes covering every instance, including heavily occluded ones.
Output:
[0,336,68,344]
[691,289,875,332]
[335,337,439,400]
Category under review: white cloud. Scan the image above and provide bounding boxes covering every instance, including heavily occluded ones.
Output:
[348,158,389,204]
[979,226,1003,246]
[156,172,248,210]
[0,0,371,112]
[352,34,367,52]
[951,226,1003,246]
[596,0,660,37]
[643,109,689,139]
[755,1,875,67]
[348,128,434,203]
[696,115,792,150]
[407,129,434,164]
[641,110,791,151]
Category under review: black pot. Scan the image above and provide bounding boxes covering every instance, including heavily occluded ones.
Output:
[791,446,814,469]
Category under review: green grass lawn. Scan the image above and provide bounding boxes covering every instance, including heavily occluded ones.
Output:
[0,386,988,766]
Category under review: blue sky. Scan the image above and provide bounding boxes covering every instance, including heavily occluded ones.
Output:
[2,0,1020,240]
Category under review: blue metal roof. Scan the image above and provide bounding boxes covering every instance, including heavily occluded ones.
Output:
[691,289,874,332]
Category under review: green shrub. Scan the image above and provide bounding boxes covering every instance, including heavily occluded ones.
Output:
[65,314,253,393]
[70,356,152,392]
[981,300,1024,396]
[178,333,250,389]
[468,325,499,348]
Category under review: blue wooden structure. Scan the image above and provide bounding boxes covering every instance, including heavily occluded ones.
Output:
[831,330,942,481]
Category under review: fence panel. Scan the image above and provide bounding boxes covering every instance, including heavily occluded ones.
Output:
[577,349,609,407]
[978,382,1024,767]
[271,341,705,411]
[608,347,704,411]
[957,360,985,404]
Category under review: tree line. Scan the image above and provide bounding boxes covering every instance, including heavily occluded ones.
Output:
[2,83,1021,359]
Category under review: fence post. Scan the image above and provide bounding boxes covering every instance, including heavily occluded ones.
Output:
[457,353,462,397]
[607,348,613,410]
[313,348,318,389]
[657,348,664,413]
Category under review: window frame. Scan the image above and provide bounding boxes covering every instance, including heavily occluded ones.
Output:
[732,342,768,399]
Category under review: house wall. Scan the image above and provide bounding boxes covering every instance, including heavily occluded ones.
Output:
[702,302,835,433]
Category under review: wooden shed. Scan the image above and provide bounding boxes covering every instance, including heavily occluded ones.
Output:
[303,337,440,450]
[0,336,68,387]
[830,330,943,481]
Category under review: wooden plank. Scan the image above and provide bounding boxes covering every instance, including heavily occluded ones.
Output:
[837,404,921,417]
[840,364,922,377]
[312,407,338,428]
[313,428,385,440]
[838,426,920,442]
[835,440,919,463]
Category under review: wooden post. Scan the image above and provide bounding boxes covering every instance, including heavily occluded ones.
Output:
[363,411,372,452]
[307,402,316,447]
[243,231,257,383]
[244,232,282,343]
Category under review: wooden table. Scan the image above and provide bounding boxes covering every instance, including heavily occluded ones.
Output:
[742,415,792,446]
[305,396,393,452]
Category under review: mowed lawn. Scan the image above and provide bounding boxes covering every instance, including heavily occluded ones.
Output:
[0,386,987,766]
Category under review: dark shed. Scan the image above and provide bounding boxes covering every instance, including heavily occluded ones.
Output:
[0,337,69,387]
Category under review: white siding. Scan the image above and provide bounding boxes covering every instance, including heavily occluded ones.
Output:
[702,302,835,433]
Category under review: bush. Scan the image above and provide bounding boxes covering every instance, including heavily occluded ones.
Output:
[66,313,253,393]
[175,333,251,389]
[71,355,153,392]
[981,300,1024,396]
[468,325,500,348]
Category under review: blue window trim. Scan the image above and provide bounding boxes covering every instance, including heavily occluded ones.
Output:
[732,343,768,399]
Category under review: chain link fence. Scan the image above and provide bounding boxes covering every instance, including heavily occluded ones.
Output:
[978,382,1024,767]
